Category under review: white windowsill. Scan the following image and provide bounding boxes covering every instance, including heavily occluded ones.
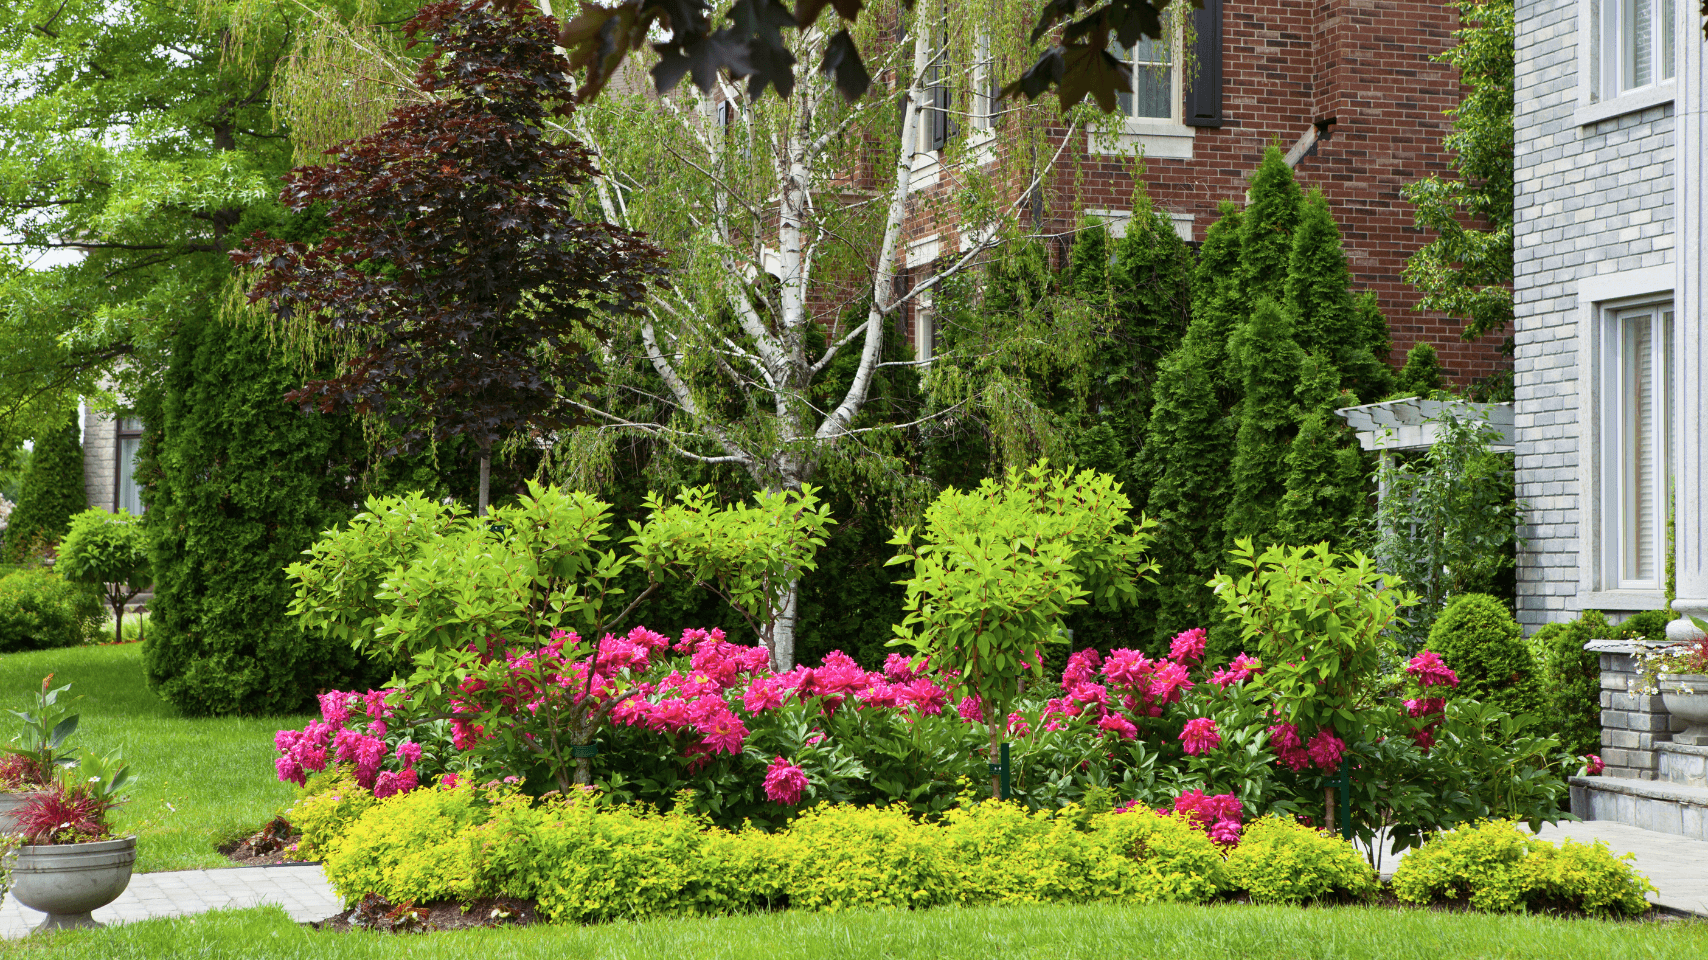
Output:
[1088,118,1195,160]
[1574,80,1676,128]
[966,128,996,167]
[1580,590,1672,612]
[906,149,940,193]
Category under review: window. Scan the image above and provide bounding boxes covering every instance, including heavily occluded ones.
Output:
[1598,301,1673,591]
[1592,0,1676,101]
[969,31,996,134]
[1109,31,1177,121]
[115,417,145,516]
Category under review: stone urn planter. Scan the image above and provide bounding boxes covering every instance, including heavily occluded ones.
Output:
[1658,674,1708,746]
[7,836,136,932]
[0,791,42,835]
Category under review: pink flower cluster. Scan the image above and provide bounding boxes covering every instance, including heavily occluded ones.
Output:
[1044,632,1220,738]
[1266,722,1345,774]
[1179,717,1222,756]
[1405,650,1460,689]
[1209,654,1263,689]
[1582,754,1605,776]
[1169,789,1244,845]
[763,756,808,805]
[275,688,419,794]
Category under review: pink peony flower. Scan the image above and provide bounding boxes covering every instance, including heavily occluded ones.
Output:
[955,695,985,723]
[1405,650,1460,689]
[763,756,808,805]
[1207,819,1243,845]
[1583,754,1605,776]
[1411,726,1438,751]
[742,676,792,713]
[694,702,748,755]
[318,692,353,728]
[1061,649,1103,689]
[1267,722,1311,771]
[439,773,461,789]
[646,698,694,733]
[1210,653,1262,689]
[1180,717,1222,755]
[276,755,306,787]
[882,653,923,682]
[1097,713,1138,739]
[373,768,420,799]
[1168,628,1208,665]
[900,678,948,716]
[355,736,388,789]
[394,741,423,769]
[1103,649,1155,688]
[1148,662,1194,706]
[1007,712,1031,738]
[1405,697,1446,719]
[1307,729,1346,774]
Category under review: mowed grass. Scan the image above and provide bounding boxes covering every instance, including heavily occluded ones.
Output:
[0,643,308,872]
[0,902,1703,960]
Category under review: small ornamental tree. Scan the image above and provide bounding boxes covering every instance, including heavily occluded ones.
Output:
[57,508,150,643]
[887,463,1155,798]
[237,0,663,515]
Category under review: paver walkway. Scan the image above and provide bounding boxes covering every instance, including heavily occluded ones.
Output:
[0,864,339,938]
[1,819,1702,937]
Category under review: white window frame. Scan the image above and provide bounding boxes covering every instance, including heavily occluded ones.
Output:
[1576,0,1678,126]
[1084,208,1195,243]
[1089,24,1193,159]
[1578,266,1675,608]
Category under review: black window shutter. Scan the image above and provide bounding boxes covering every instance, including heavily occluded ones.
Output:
[929,29,951,150]
[1185,0,1223,127]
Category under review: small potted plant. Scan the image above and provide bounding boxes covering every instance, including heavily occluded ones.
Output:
[0,676,80,834]
[7,749,136,932]
[1639,621,1708,746]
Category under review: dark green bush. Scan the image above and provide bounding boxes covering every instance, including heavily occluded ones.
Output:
[1427,594,1543,718]
[138,309,390,716]
[0,567,103,652]
[1536,611,1610,758]
[4,420,86,563]
[1611,609,1670,643]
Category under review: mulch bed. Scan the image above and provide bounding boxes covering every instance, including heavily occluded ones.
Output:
[220,816,319,867]
[311,894,539,933]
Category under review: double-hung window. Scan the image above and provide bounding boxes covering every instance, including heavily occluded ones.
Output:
[1598,301,1673,591]
[115,417,145,516]
[1108,31,1178,122]
[1591,0,1676,101]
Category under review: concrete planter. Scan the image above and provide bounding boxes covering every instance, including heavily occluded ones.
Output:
[0,791,42,836]
[1658,674,1708,746]
[7,836,135,932]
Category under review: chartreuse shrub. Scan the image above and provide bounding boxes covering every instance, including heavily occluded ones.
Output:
[1220,817,1377,905]
[1427,594,1543,718]
[1391,820,1653,916]
[0,567,103,652]
[316,788,1228,923]
[290,767,377,860]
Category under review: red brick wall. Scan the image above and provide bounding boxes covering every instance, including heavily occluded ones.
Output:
[895,0,1509,387]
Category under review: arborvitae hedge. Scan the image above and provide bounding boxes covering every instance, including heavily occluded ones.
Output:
[4,419,86,562]
[139,309,391,716]
[1223,298,1305,556]
[1396,341,1445,396]
[1286,191,1394,403]
[1237,147,1303,305]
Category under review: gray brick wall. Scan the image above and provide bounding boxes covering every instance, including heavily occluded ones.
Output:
[1512,0,1675,631]
[82,406,116,514]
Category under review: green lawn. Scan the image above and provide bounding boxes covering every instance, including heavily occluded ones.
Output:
[0,902,1702,960]
[0,643,307,873]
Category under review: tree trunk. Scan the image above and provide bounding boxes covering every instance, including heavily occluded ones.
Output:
[111,595,124,644]
[772,576,799,672]
[477,452,490,518]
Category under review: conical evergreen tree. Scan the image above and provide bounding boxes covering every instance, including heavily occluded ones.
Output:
[1133,205,1245,649]
[1396,341,1445,396]
[1285,191,1395,402]
[5,419,85,562]
[139,309,390,716]
[1238,147,1303,306]
[1354,292,1395,394]
[1223,298,1305,553]
[1274,354,1370,548]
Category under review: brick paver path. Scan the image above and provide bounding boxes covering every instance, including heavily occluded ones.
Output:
[0,819,1701,936]
[0,864,338,937]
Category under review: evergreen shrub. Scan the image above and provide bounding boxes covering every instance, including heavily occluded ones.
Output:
[0,568,103,652]
[1535,611,1610,759]
[1391,820,1652,916]
[1220,816,1378,904]
[139,309,389,716]
[1426,594,1543,718]
[4,420,85,563]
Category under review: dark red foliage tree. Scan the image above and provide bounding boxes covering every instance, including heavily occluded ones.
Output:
[236,0,663,514]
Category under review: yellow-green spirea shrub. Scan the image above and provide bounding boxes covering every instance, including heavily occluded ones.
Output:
[779,803,959,912]
[289,767,375,860]
[1220,816,1378,904]
[322,783,489,906]
[1390,820,1654,916]
[1083,808,1225,904]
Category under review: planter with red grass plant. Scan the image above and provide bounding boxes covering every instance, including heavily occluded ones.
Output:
[0,675,81,834]
[7,750,135,932]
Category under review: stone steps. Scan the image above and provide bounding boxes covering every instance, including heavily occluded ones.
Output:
[1570,743,1708,840]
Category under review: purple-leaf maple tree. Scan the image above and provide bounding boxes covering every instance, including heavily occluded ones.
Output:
[235,0,663,514]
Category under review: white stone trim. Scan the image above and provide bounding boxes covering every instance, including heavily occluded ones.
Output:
[1087,119,1195,160]
[1578,265,1676,303]
[1574,80,1676,127]
[1580,589,1673,611]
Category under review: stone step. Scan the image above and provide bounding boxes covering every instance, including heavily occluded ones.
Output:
[1570,775,1708,840]
[1660,742,1708,788]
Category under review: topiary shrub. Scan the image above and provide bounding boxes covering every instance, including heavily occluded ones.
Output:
[0,567,103,652]
[1391,820,1653,916]
[4,419,85,564]
[1538,611,1610,759]
[1220,816,1378,904]
[56,508,151,644]
[1426,594,1544,718]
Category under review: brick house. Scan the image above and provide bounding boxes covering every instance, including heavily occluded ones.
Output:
[1508,0,1703,635]
[896,0,1509,385]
